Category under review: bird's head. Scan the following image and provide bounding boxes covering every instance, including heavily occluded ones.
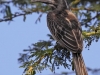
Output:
[31,0,70,10]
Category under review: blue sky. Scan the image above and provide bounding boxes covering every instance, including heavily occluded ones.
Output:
[0,12,100,75]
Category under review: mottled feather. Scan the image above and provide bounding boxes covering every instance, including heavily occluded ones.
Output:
[47,10,83,53]
[47,9,88,75]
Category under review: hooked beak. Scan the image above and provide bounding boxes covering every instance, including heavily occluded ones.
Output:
[64,0,70,10]
[31,0,57,6]
[31,0,70,10]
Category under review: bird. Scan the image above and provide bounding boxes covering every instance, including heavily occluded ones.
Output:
[47,0,88,75]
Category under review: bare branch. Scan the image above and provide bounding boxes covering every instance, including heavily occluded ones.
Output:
[35,13,43,23]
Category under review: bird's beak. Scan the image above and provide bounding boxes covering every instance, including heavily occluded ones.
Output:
[31,0,57,6]
[64,0,70,10]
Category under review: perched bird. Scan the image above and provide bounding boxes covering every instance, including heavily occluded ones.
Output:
[47,0,88,75]
[31,0,88,75]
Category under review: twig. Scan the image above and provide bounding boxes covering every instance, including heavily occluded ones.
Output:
[35,13,43,24]
[0,12,32,22]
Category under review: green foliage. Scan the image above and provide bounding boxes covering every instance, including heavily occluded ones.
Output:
[0,0,49,22]
[0,0,100,75]
[18,35,71,75]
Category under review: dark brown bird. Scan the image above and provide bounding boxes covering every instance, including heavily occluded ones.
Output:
[47,0,88,75]
[31,0,88,75]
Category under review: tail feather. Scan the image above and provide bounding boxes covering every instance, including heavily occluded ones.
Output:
[73,53,88,75]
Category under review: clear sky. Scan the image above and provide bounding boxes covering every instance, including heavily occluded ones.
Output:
[0,13,100,75]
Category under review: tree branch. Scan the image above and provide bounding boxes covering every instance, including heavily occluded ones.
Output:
[0,1,13,4]
[0,12,32,22]
[71,7,97,11]
[82,30,100,37]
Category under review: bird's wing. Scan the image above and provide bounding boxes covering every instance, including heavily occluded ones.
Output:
[47,11,83,53]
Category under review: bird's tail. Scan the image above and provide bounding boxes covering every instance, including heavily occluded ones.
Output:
[72,53,88,75]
